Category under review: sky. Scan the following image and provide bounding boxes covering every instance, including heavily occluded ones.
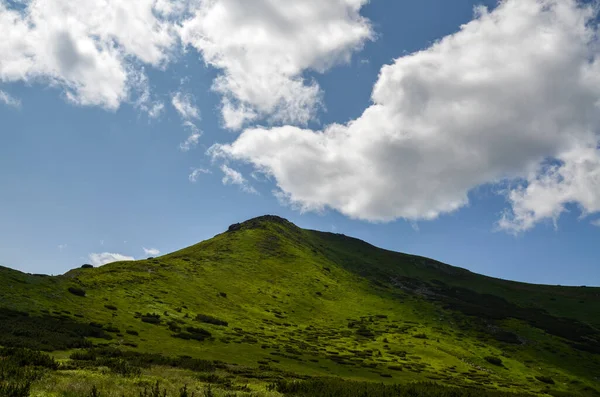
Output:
[1,0,600,286]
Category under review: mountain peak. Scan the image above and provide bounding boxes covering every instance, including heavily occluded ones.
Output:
[227,214,295,232]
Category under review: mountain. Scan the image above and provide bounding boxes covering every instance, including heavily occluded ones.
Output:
[1,215,599,396]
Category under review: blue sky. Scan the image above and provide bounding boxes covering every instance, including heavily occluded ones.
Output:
[1,0,600,286]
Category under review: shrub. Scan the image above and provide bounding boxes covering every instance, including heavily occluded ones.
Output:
[97,357,142,377]
[0,348,58,369]
[355,327,374,338]
[228,223,241,232]
[271,378,539,397]
[535,375,555,384]
[70,350,97,361]
[81,264,94,269]
[68,287,86,297]
[0,348,53,397]
[104,304,117,311]
[78,348,216,373]
[494,331,521,344]
[89,385,100,397]
[485,356,503,366]
[126,330,139,336]
[186,327,211,338]
[168,321,182,333]
[141,313,161,325]
[0,381,31,397]
[194,314,228,327]
[412,333,428,339]
[0,308,109,351]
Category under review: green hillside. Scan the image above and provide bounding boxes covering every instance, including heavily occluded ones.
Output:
[1,215,599,396]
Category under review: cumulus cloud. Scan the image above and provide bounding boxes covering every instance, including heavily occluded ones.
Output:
[1,0,373,127]
[0,0,176,109]
[0,90,21,108]
[179,0,373,129]
[592,219,600,227]
[213,0,600,230]
[221,164,257,194]
[500,145,600,232]
[189,167,211,182]
[143,247,160,256]
[89,252,135,267]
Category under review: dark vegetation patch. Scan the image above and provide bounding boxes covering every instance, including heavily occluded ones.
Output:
[493,331,521,345]
[228,223,241,232]
[141,313,161,325]
[68,287,86,297]
[171,325,213,342]
[0,347,58,369]
[80,264,94,269]
[484,356,503,366]
[535,375,555,384]
[270,378,537,397]
[194,314,228,327]
[69,347,217,373]
[104,304,118,311]
[0,348,58,397]
[103,326,120,333]
[396,277,600,351]
[0,307,110,351]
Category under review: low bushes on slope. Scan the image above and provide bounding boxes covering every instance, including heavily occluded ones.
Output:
[0,348,58,397]
[270,378,537,397]
[0,308,110,351]
[194,314,228,327]
[69,347,217,373]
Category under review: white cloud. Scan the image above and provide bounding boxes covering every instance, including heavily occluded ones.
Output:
[89,252,135,267]
[143,247,160,256]
[500,145,600,232]
[57,244,67,251]
[171,91,200,120]
[180,132,201,151]
[132,71,165,119]
[147,102,165,119]
[179,0,373,130]
[0,0,176,110]
[189,167,211,182]
[171,92,202,150]
[592,219,600,227]
[179,121,202,151]
[0,90,21,108]
[221,164,257,194]
[0,0,372,126]
[213,0,600,230]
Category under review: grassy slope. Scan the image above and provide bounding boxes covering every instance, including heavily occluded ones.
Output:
[1,215,599,396]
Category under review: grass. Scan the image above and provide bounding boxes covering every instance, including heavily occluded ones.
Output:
[0,215,599,396]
